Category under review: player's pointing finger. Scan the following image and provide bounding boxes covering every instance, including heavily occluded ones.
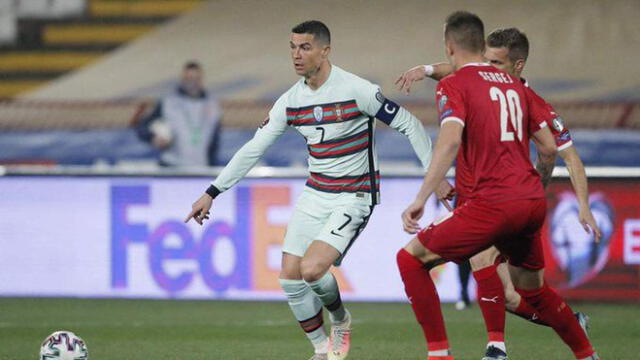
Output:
[184,208,198,223]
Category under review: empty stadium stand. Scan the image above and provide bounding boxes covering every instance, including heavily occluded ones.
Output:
[0,0,202,97]
[0,0,638,167]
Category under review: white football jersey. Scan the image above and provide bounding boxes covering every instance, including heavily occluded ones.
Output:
[212,65,431,204]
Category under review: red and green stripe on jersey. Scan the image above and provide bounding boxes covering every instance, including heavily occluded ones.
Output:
[306,171,380,194]
[308,129,369,159]
[287,100,362,126]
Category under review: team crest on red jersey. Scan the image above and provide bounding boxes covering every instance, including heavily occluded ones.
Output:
[552,117,565,132]
[439,95,448,111]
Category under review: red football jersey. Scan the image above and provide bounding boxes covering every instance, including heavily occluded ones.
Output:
[522,79,574,151]
[436,63,545,203]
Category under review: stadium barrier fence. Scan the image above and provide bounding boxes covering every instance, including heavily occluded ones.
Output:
[0,166,638,302]
[1,99,639,130]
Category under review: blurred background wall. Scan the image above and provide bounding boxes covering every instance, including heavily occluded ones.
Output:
[18,0,640,102]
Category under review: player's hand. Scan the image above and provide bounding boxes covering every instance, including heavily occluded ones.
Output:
[402,200,425,234]
[395,65,427,95]
[579,207,602,243]
[436,180,456,201]
[152,135,172,149]
[184,193,213,225]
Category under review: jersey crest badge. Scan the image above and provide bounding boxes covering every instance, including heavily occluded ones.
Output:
[439,95,448,111]
[335,103,343,121]
[313,106,324,122]
[552,117,565,132]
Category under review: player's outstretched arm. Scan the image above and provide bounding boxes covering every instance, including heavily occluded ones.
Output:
[384,105,433,170]
[402,122,462,234]
[395,62,454,94]
[185,108,287,225]
[532,126,558,188]
[559,146,602,242]
[361,84,433,169]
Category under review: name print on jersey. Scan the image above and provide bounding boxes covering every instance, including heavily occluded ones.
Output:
[478,71,514,84]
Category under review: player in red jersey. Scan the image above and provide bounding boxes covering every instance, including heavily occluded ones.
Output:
[395,12,599,360]
[396,27,602,358]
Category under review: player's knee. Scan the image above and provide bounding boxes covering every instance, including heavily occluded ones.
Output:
[469,253,494,271]
[280,252,303,280]
[504,287,521,311]
[510,267,544,290]
[419,248,444,269]
[397,245,442,271]
[279,269,301,281]
[300,259,326,283]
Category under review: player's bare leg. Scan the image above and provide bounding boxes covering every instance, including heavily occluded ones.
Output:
[497,263,590,335]
[509,265,599,360]
[301,240,351,360]
[280,253,329,359]
[495,261,543,325]
[469,247,507,359]
[397,237,453,360]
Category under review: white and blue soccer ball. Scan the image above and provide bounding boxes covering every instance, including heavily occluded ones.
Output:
[40,331,88,360]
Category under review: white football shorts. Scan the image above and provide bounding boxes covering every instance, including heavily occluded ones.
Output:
[283,187,374,266]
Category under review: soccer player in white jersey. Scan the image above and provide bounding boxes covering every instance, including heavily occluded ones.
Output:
[185,20,433,360]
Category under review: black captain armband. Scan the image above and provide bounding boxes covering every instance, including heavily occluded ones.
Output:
[206,185,221,199]
[375,98,400,125]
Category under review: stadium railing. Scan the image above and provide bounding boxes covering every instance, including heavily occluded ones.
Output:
[1,99,640,130]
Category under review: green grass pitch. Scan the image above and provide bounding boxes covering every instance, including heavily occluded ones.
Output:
[0,298,636,359]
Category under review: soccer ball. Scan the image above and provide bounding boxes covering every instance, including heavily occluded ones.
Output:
[39,331,88,360]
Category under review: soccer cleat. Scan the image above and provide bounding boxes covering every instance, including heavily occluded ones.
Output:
[308,353,328,360]
[481,345,507,360]
[575,311,590,337]
[328,310,351,360]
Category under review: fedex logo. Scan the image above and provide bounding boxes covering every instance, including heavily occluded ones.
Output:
[110,184,294,294]
[623,219,640,264]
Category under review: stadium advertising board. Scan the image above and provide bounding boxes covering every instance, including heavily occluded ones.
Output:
[0,176,638,302]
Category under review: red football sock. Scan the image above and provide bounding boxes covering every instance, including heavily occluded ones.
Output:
[517,285,595,359]
[396,249,450,352]
[473,265,505,342]
[508,298,549,327]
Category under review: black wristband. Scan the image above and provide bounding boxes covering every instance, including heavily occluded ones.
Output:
[206,185,221,199]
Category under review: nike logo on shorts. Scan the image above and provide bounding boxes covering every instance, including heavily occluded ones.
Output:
[331,230,343,237]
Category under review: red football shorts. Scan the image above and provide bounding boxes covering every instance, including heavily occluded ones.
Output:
[418,197,547,270]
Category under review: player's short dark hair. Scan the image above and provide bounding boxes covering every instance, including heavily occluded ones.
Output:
[184,61,202,71]
[292,20,331,45]
[487,28,529,62]
[444,11,485,53]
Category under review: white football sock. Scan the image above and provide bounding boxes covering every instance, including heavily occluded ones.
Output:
[427,349,451,356]
[279,278,328,353]
[305,272,347,323]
